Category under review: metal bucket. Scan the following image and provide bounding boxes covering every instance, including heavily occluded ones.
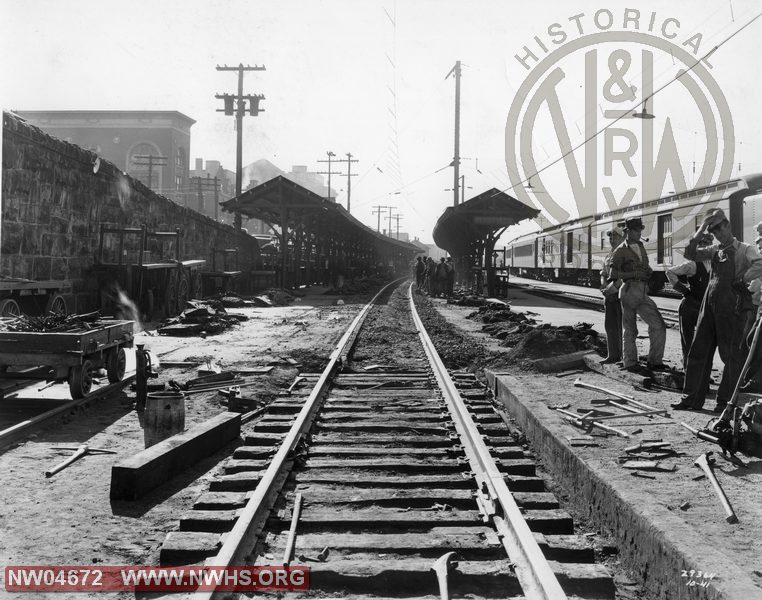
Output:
[143,391,185,447]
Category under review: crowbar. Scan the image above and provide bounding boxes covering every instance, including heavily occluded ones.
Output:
[282,492,303,566]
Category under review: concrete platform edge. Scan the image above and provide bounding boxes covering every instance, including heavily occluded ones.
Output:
[486,370,757,600]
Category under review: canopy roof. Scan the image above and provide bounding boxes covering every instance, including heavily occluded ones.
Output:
[221,175,419,253]
[432,188,540,257]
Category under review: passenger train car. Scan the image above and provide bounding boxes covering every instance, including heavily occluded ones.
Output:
[506,174,762,292]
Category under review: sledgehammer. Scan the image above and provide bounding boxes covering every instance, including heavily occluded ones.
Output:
[694,452,738,524]
[430,551,457,600]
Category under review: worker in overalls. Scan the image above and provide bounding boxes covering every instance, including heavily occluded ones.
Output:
[672,208,762,412]
[665,232,712,367]
[609,217,666,374]
[599,225,624,364]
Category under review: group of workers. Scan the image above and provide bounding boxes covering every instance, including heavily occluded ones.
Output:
[414,256,455,297]
[600,208,762,425]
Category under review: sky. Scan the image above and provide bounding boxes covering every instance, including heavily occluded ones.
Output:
[2,0,761,246]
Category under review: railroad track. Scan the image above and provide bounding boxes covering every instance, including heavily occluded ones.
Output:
[160,280,615,598]
[507,281,680,326]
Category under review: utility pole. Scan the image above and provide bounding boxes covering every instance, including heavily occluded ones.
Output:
[317,151,343,202]
[393,214,403,240]
[189,175,220,218]
[215,62,266,231]
[372,205,392,232]
[445,174,471,203]
[445,60,462,207]
[385,208,399,237]
[335,153,358,212]
[133,154,167,191]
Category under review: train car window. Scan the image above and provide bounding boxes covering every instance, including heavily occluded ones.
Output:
[658,214,673,265]
[600,231,605,250]
[578,234,582,251]
[566,232,573,262]
[695,214,703,231]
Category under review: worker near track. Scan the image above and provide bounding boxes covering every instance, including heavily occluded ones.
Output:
[673,208,762,412]
[599,225,624,364]
[609,217,667,374]
[446,257,456,296]
[665,233,712,368]
[414,256,426,290]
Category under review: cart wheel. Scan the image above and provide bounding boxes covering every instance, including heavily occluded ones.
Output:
[68,359,94,399]
[106,347,127,383]
[45,293,68,316]
[164,270,179,316]
[190,271,203,300]
[0,298,21,317]
[177,273,189,311]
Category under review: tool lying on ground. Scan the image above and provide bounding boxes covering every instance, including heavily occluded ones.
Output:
[431,551,458,600]
[282,492,303,566]
[45,444,117,478]
[555,407,629,437]
[574,378,668,417]
[693,451,738,523]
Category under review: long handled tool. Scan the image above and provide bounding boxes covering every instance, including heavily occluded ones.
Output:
[44,444,117,478]
[693,452,738,523]
[574,378,668,415]
[430,551,457,600]
[721,314,762,424]
[282,492,303,566]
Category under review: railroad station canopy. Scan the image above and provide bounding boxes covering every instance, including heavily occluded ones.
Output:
[432,188,540,257]
[221,175,418,253]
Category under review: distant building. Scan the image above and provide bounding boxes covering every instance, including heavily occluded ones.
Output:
[13,110,194,204]
[242,160,336,200]
[188,158,236,223]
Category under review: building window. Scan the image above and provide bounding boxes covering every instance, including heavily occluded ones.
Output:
[658,214,673,265]
[176,147,186,169]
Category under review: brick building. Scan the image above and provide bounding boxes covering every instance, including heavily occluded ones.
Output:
[13,110,194,204]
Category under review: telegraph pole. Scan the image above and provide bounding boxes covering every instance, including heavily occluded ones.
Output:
[372,205,392,232]
[190,175,220,217]
[133,154,167,191]
[445,60,462,206]
[336,153,358,212]
[393,214,403,240]
[215,62,266,230]
[317,151,343,202]
[385,208,398,237]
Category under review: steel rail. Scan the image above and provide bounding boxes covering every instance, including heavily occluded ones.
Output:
[408,284,568,600]
[192,279,402,600]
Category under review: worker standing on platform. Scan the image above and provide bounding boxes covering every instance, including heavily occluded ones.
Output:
[673,208,762,412]
[445,257,456,296]
[609,217,667,374]
[599,225,624,364]
[665,234,712,367]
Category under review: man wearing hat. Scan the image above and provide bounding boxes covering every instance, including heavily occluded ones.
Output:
[599,225,624,363]
[673,207,762,412]
[609,216,667,373]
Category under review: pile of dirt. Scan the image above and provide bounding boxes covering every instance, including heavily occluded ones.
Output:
[262,288,297,306]
[466,302,605,364]
[157,302,247,336]
[503,323,603,361]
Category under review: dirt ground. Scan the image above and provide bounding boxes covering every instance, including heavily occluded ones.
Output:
[425,290,762,600]
[0,286,372,599]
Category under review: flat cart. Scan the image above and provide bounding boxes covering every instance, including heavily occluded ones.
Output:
[0,319,134,399]
[0,277,71,317]
[91,226,206,319]
[201,248,242,296]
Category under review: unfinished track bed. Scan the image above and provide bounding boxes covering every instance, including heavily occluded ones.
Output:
[160,282,615,598]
